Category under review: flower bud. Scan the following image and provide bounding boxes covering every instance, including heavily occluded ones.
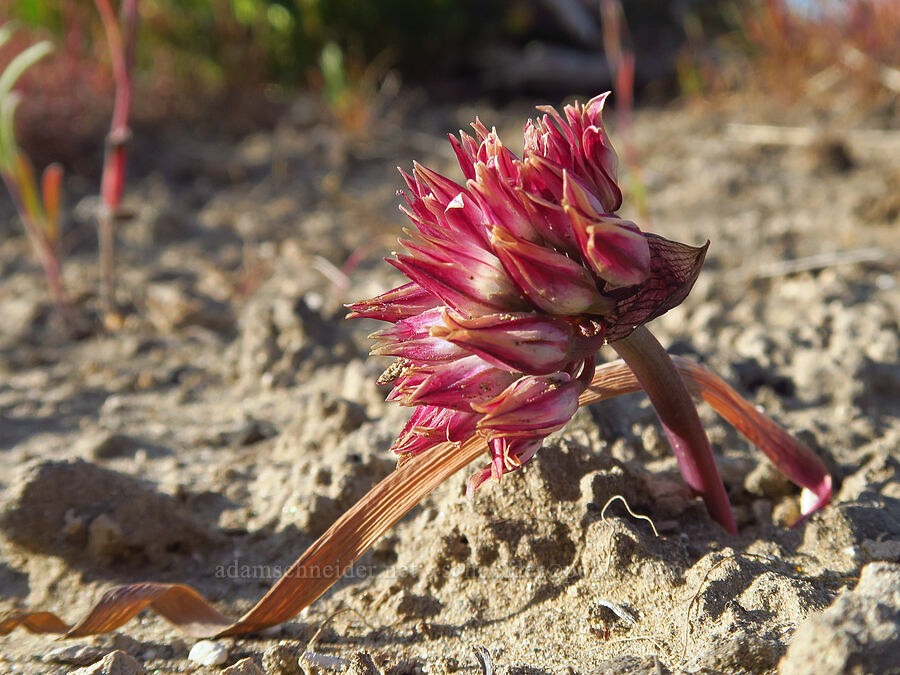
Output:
[490,226,613,315]
[473,372,582,440]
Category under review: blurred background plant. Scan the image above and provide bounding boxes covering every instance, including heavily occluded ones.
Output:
[681,0,900,113]
[0,26,78,333]
[0,0,896,335]
[94,0,138,323]
[3,1,896,133]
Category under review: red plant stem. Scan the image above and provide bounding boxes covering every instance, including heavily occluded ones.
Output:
[612,326,738,534]
[1,173,78,333]
[598,0,649,223]
[95,0,139,316]
[581,358,832,527]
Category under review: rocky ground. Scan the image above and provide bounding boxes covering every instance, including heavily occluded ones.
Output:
[0,92,898,674]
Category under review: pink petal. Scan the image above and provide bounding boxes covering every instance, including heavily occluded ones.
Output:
[370,307,467,362]
[412,161,465,206]
[392,405,479,456]
[406,355,519,410]
[345,282,441,322]
[490,226,612,315]
[469,162,540,242]
[474,373,581,439]
[433,311,581,375]
[449,131,479,181]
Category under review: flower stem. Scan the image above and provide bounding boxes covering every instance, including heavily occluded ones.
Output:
[612,325,737,534]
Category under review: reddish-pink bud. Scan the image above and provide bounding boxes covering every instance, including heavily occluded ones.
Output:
[345,282,441,322]
[449,130,479,181]
[432,310,599,375]
[473,372,582,440]
[490,226,613,315]
[529,92,622,212]
[370,308,468,363]
[562,173,650,287]
[391,405,480,456]
[400,354,520,410]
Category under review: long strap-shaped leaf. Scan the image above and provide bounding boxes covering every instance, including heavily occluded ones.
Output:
[0,357,831,638]
[580,357,832,522]
[0,435,489,638]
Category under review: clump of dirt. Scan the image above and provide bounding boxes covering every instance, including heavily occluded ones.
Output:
[780,562,900,675]
[1,460,217,568]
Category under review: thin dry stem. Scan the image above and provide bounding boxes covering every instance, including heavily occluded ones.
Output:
[600,495,659,537]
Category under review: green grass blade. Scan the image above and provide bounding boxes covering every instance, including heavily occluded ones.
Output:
[0,40,53,102]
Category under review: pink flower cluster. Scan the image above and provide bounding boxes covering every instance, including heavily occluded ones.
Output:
[348,94,706,494]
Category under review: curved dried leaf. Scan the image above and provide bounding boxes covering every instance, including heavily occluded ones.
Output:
[0,434,490,638]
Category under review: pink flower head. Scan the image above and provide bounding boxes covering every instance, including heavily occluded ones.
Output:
[350,93,707,490]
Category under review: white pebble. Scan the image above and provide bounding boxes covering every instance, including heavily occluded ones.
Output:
[188,640,229,666]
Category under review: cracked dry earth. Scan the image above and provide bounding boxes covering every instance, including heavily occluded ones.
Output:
[0,95,898,674]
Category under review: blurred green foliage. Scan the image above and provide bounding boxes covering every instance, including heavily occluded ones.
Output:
[2,0,511,90]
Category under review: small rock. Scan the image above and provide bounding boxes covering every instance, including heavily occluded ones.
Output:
[807,137,854,174]
[772,496,801,528]
[188,640,229,666]
[862,539,900,562]
[44,644,107,666]
[71,650,144,675]
[639,425,666,458]
[262,643,304,675]
[222,657,265,675]
[0,459,214,566]
[801,492,900,569]
[145,282,234,334]
[169,638,189,659]
[779,562,900,675]
[693,631,783,673]
[344,651,380,675]
[744,461,793,499]
[86,433,142,460]
[87,513,125,561]
[590,655,670,674]
[389,590,443,620]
